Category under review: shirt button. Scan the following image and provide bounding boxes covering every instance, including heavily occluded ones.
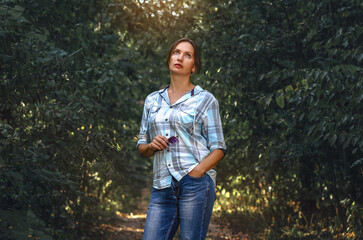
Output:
[166,133,168,136]
[165,118,168,121]
[167,149,169,152]
[168,164,171,167]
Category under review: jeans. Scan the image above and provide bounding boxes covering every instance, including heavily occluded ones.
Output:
[143,173,216,240]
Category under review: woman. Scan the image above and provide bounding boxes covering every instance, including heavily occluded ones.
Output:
[137,38,226,240]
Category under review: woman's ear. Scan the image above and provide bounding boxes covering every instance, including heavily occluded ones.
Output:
[192,65,196,74]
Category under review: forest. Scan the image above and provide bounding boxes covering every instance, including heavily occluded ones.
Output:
[0,0,362,239]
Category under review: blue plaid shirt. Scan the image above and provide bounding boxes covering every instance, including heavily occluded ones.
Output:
[137,85,226,189]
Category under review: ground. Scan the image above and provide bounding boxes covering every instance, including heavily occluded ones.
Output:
[98,188,249,240]
[100,214,249,240]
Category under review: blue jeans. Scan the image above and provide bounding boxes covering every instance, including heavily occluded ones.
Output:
[143,173,216,240]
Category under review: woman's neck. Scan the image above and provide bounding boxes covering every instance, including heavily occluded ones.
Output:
[169,73,194,93]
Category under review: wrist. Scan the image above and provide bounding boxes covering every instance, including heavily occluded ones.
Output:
[194,164,206,175]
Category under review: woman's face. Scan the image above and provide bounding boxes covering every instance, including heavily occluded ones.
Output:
[168,41,196,75]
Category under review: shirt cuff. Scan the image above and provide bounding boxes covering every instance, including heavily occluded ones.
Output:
[136,140,149,149]
[136,132,150,148]
[210,145,227,156]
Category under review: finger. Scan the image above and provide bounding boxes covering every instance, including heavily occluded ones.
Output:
[149,142,157,151]
[155,136,169,148]
[152,141,164,150]
[156,135,169,143]
[160,140,169,149]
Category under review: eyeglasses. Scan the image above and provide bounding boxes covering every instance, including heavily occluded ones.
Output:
[168,136,179,144]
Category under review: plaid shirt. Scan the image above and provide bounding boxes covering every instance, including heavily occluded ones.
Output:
[137,85,226,189]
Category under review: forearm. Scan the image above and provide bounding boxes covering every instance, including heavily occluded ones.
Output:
[138,143,155,158]
[138,135,169,158]
[191,149,225,176]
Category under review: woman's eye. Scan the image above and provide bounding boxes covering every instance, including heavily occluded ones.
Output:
[173,51,179,55]
[186,54,191,58]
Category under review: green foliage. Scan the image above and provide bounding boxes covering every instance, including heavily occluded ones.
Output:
[1,0,362,239]
[1,0,148,239]
[198,0,362,238]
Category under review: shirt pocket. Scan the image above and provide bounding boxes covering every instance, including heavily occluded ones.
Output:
[177,105,196,134]
[148,105,161,124]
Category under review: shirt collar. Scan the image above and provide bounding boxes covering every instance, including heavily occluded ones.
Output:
[159,85,204,106]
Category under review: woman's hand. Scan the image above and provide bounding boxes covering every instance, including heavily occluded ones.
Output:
[138,135,169,158]
[149,135,169,151]
[187,149,225,178]
[188,165,205,178]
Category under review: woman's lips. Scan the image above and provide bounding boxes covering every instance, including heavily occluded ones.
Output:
[174,64,183,68]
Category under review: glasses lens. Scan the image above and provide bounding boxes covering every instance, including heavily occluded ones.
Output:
[168,136,179,144]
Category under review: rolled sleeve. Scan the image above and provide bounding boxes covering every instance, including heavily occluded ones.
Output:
[202,100,227,155]
[137,101,151,148]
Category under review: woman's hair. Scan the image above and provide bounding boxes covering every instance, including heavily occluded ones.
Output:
[166,38,201,74]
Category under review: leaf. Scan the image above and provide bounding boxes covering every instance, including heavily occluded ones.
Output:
[285,85,294,93]
[352,148,357,154]
[299,113,305,121]
[301,79,309,90]
[308,110,317,121]
[329,134,337,145]
[351,136,359,146]
[339,133,346,144]
[265,93,273,106]
[284,85,294,100]
[275,90,284,108]
[350,158,363,168]
[258,74,265,81]
[332,64,362,74]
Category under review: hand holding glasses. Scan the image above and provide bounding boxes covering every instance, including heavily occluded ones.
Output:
[150,135,179,152]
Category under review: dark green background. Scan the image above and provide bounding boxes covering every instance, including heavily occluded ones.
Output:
[1,0,362,239]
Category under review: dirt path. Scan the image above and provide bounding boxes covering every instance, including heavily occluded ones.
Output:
[99,188,249,240]
[100,213,248,240]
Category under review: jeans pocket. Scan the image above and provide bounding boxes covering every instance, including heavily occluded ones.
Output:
[186,173,206,180]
